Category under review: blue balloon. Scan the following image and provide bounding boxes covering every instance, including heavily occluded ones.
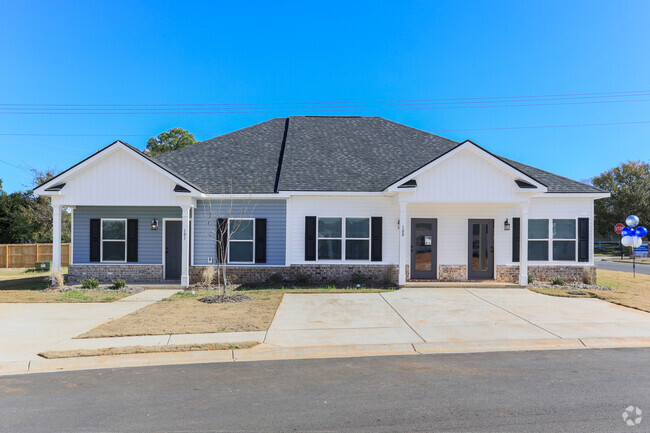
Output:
[622,227,635,237]
[635,226,648,238]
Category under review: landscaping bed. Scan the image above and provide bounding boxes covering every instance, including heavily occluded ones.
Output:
[528,269,650,313]
[77,285,397,339]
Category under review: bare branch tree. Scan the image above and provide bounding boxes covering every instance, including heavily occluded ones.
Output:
[202,180,256,295]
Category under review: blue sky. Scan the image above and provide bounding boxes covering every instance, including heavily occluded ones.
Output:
[1,0,649,192]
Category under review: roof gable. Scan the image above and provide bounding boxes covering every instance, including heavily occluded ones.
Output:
[35,141,199,196]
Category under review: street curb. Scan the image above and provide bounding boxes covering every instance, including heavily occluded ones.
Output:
[2,338,650,376]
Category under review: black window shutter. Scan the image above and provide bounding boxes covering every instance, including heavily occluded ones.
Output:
[216,218,228,263]
[127,219,138,262]
[512,217,520,262]
[578,218,589,262]
[305,216,316,261]
[90,219,100,262]
[255,218,267,263]
[371,217,383,262]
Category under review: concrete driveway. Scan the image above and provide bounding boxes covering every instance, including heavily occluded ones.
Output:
[0,290,177,363]
[265,288,650,347]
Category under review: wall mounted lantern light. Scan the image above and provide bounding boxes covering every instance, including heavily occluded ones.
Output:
[504,219,511,231]
[151,219,158,230]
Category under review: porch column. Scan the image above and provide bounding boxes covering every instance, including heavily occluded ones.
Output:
[51,204,62,285]
[519,203,529,286]
[181,206,191,287]
[398,202,407,285]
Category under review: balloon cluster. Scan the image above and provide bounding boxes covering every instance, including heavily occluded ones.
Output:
[621,215,647,248]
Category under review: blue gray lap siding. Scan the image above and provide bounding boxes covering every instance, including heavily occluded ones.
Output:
[73,206,181,264]
[193,199,286,266]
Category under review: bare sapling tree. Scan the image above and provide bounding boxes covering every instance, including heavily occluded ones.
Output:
[203,180,256,296]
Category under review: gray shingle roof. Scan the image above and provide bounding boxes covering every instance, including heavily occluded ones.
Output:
[153,116,605,194]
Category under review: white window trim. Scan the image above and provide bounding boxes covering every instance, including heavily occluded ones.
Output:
[316,217,372,262]
[100,218,127,263]
[552,219,577,261]
[528,219,578,263]
[227,218,255,264]
[344,217,371,261]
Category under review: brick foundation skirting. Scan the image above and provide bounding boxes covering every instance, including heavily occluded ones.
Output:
[438,265,467,281]
[190,264,399,285]
[528,265,597,283]
[68,264,164,283]
[496,265,520,284]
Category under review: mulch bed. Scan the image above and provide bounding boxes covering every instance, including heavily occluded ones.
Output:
[43,285,144,294]
[531,281,615,291]
[198,294,253,304]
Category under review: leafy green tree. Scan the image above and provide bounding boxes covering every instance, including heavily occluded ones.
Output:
[144,127,196,156]
[0,170,71,244]
[592,160,650,238]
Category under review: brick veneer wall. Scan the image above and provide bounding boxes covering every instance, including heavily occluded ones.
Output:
[68,264,164,283]
[528,265,596,283]
[438,265,466,281]
[190,264,398,285]
[496,265,520,284]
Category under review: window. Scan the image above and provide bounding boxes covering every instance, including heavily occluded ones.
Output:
[318,218,342,260]
[553,219,576,261]
[317,217,371,260]
[527,219,548,261]
[101,219,126,262]
[345,218,370,260]
[527,218,577,261]
[228,219,254,263]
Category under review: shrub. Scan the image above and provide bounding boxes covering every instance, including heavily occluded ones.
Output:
[268,272,284,284]
[551,277,565,286]
[51,269,65,288]
[382,267,395,285]
[112,279,126,289]
[81,278,100,289]
[527,273,534,284]
[295,273,309,285]
[201,266,215,287]
[350,272,367,286]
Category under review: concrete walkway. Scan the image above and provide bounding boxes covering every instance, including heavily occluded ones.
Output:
[2,287,650,376]
[0,290,178,363]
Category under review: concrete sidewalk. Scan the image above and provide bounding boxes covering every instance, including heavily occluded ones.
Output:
[0,290,178,363]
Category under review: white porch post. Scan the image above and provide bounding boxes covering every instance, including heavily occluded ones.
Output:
[181,206,191,287]
[51,204,62,285]
[398,202,407,285]
[519,203,529,286]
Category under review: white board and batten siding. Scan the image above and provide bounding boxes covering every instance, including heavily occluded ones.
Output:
[409,148,538,203]
[287,196,399,265]
[51,147,183,207]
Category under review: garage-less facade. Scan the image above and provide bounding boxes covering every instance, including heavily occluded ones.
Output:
[35,116,609,287]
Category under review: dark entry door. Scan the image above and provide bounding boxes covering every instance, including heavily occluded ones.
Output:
[165,221,182,280]
[410,219,437,279]
[467,219,494,280]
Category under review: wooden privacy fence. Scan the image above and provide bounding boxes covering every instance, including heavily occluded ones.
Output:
[0,243,71,268]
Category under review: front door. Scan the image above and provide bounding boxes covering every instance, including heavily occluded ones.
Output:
[165,221,182,280]
[467,219,494,280]
[410,219,437,279]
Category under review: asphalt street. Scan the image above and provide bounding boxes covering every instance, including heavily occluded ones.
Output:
[1,348,649,432]
[596,257,650,275]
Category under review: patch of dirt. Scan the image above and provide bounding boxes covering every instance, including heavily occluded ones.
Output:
[198,294,253,304]
[531,281,615,291]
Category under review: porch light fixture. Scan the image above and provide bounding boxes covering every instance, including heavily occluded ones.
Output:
[504,219,511,231]
[151,219,158,230]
